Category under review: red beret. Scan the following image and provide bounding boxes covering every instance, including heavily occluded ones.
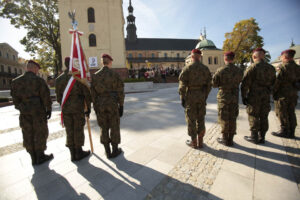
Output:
[281,49,296,57]
[253,47,266,54]
[65,57,70,63]
[224,51,235,57]
[191,49,201,55]
[27,60,40,69]
[102,53,113,61]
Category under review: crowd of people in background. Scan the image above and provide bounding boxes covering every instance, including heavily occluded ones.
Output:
[128,66,182,82]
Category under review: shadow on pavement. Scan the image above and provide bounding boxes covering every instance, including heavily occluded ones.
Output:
[74,153,222,200]
[31,162,90,200]
[203,144,298,183]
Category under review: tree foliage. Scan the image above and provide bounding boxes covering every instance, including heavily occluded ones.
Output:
[223,18,270,66]
[0,0,61,76]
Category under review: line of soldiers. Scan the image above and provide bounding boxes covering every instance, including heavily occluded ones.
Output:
[179,47,299,148]
[11,54,124,165]
[10,47,299,166]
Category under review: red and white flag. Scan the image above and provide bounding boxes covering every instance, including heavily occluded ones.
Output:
[60,29,90,126]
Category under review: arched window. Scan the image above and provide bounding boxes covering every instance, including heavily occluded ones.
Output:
[88,7,95,23]
[138,53,142,58]
[152,53,155,58]
[208,57,212,65]
[89,34,97,47]
[177,53,180,58]
[164,53,168,58]
[214,57,218,64]
[128,53,133,58]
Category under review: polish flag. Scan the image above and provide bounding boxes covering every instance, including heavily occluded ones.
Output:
[60,29,90,126]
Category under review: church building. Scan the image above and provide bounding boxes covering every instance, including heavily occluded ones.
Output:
[125,0,224,73]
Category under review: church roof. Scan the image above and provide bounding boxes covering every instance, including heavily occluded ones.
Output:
[125,38,198,51]
[271,44,300,63]
[195,39,219,50]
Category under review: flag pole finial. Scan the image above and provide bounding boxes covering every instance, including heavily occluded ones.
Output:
[68,10,78,30]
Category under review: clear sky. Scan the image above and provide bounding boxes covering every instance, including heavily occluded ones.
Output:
[0,0,299,61]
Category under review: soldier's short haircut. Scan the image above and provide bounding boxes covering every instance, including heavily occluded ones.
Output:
[101,57,111,65]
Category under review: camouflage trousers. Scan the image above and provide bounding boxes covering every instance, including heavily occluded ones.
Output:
[185,102,206,139]
[218,102,239,139]
[63,113,86,148]
[19,113,49,152]
[95,105,120,145]
[274,96,297,131]
[246,95,271,133]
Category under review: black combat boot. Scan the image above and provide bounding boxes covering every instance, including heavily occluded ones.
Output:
[217,133,228,146]
[271,129,288,138]
[111,143,122,158]
[186,137,198,149]
[198,130,205,149]
[28,151,37,165]
[104,143,112,159]
[288,128,295,139]
[68,147,76,161]
[258,132,266,144]
[228,133,234,146]
[244,132,259,144]
[74,147,90,161]
[35,151,54,165]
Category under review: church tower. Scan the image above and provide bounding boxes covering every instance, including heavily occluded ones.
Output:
[126,0,137,42]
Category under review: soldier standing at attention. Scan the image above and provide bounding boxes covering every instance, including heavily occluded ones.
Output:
[11,60,53,165]
[272,49,300,138]
[179,49,212,149]
[241,48,276,144]
[212,51,243,146]
[91,54,125,158]
[55,57,92,161]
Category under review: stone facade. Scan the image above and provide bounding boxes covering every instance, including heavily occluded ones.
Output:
[0,43,25,90]
[58,0,127,78]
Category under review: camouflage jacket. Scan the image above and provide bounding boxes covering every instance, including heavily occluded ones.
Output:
[55,71,92,114]
[241,60,276,99]
[212,63,243,103]
[178,60,212,104]
[11,71,52,115]
[273,60,300,99]
[91,66,124,109]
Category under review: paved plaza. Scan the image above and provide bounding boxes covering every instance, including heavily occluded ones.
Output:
[0,84,299,200]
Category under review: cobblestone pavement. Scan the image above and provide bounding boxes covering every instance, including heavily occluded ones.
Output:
[145,123,226,200]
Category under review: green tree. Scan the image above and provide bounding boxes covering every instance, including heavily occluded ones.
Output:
[0,0,61,76]
[223,18,270,67]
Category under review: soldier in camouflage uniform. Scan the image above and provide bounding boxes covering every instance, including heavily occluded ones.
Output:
[55,57,92,161]
[272,49,300,138]
[179,49,212,149]
[11,60,53,165]
[212,51,243,146]
[241,48,276,144]
[91,54,125,158]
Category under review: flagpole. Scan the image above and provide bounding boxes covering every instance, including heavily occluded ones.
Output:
[85,102,94,153]
[68,10,94,153]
